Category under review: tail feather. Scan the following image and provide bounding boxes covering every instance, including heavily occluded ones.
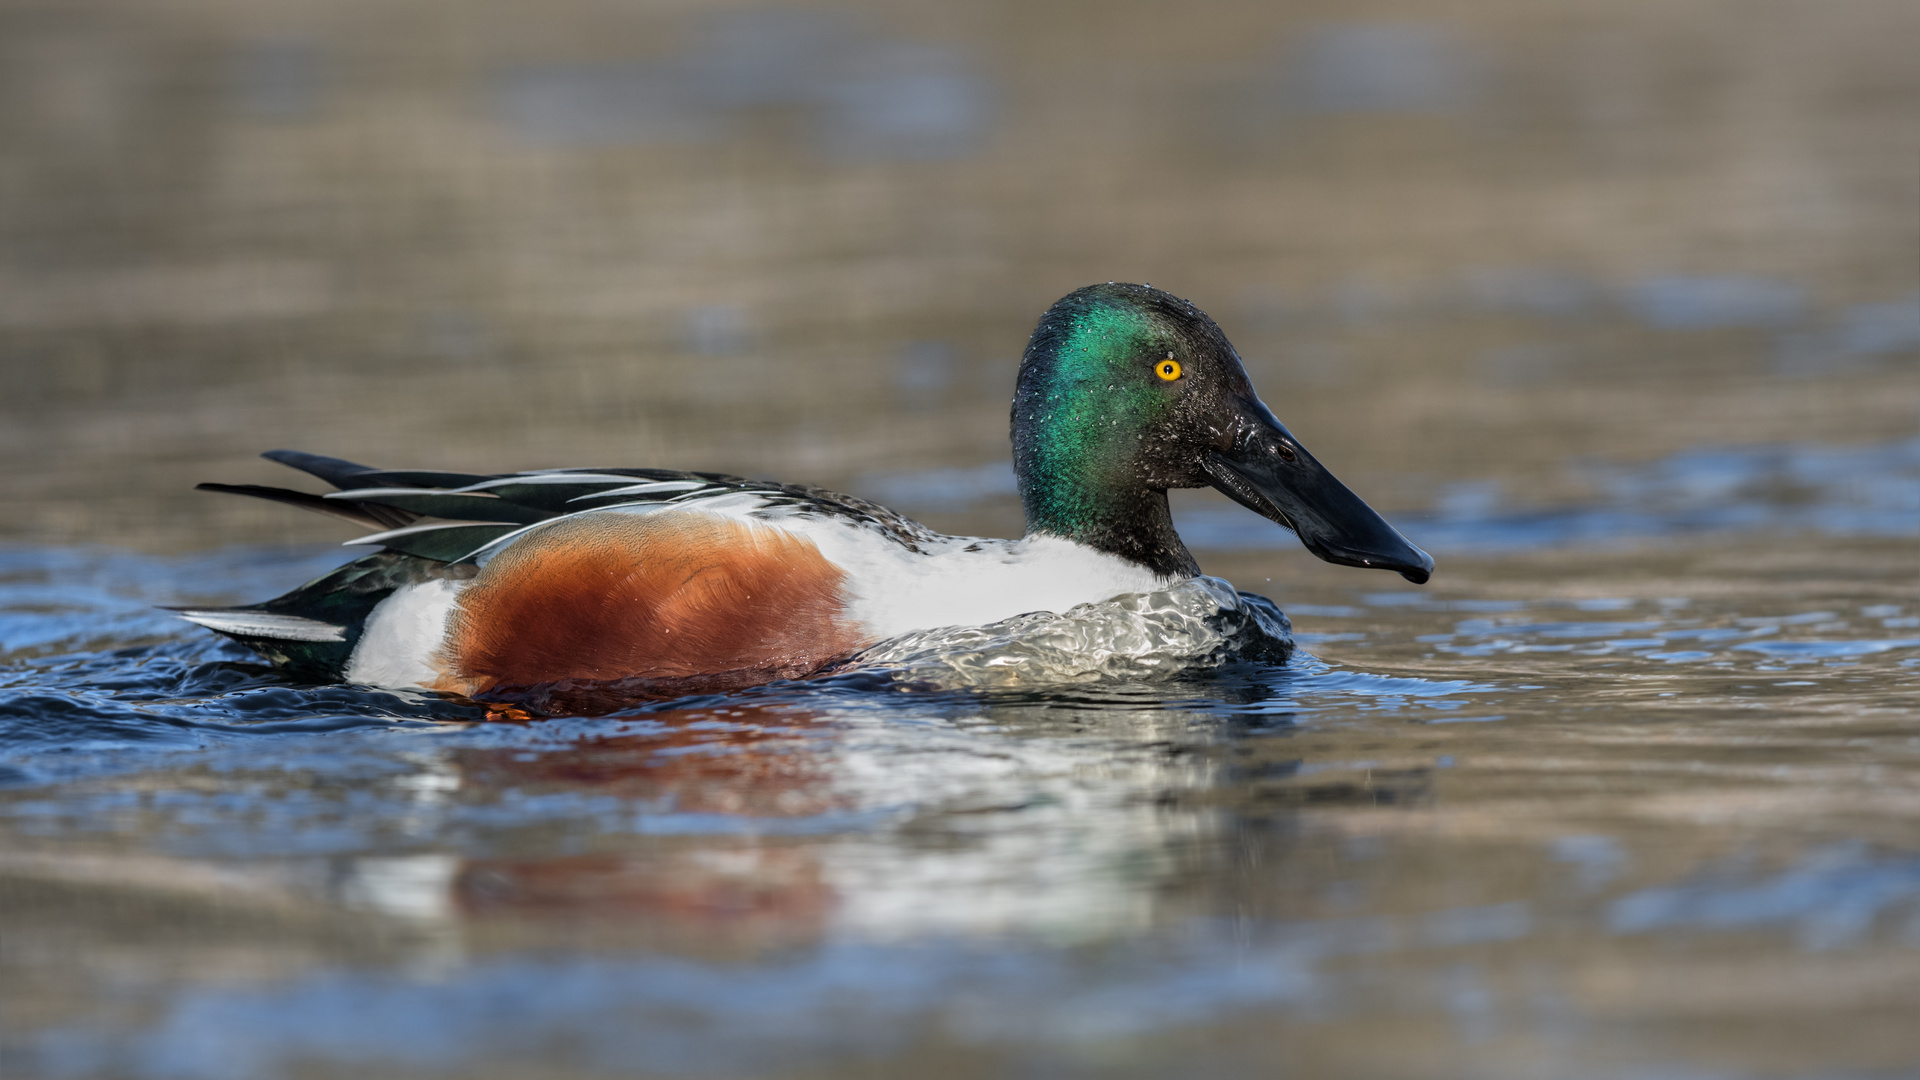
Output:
[172,550,465,677]
[260,449,382,490]
[195,483,418,530]
[172,608,346,642]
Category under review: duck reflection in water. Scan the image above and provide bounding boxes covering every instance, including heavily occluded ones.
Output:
[446,700,844,946]
[377,680,1336,948]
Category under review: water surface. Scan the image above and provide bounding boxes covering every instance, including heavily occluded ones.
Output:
[4,527,1917,1078]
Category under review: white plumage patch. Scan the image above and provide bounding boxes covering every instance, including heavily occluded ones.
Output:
[823,532,1173,641]
[175,610,345,642]
[591,497,1176,642]
[344,579,467,689]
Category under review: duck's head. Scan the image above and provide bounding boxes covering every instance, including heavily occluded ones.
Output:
[1013,282,1433,584]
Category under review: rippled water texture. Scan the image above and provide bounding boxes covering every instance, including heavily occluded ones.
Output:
[3,0,1919,1076]
[5,529,1919,1078]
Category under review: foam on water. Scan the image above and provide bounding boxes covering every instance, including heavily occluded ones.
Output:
[848,575,1293,687]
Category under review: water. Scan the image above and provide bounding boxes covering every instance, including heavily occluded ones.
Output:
[4,526,1918,1078]
[3,0,1918,1075]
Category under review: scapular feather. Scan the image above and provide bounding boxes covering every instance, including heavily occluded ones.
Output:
[323,488,551,525]
[343,521,527,563]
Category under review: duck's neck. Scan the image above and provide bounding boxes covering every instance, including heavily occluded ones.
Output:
[1020,479,1200,580]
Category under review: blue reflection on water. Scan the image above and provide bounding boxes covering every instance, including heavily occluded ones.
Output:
[1626,275,1808,330]
[492,11,991,159]
[32,934,1327,1078]
[231,39,328,121]
[1287,24,1479,115]
[1611,846,1920,950]
[1245,267,1912,382]
[1461,266,1601,318]
[1734,638,1920,661]
[1833,296,1920,356]
[23,893,1576,1080]
[37,835,1917,1080]
[1551,835,1627,891]
[1779,293,1920,374]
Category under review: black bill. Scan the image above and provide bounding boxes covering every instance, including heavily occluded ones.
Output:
[1202,398,1434,585]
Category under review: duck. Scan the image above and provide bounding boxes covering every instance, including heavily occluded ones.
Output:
[178,283,1432,710]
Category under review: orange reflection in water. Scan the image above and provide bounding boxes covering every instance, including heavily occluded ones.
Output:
[446,701,848,945]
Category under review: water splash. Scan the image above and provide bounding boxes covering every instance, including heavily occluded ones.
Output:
[849,576,1293,687]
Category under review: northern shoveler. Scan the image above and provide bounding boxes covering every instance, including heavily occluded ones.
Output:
[180,283,1432,708]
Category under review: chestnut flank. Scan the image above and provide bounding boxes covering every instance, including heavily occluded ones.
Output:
[442,512,866,702]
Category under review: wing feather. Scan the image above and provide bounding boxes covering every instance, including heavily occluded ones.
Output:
[207,452,936,561]
[452,475,664,511]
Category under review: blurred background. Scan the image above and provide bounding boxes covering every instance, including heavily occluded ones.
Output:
[4,4,1920,1077]
[1,0,1914,554]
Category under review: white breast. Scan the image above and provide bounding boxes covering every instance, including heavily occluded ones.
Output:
[823,532,1174,641]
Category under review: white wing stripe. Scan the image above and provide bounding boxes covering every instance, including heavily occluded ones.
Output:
[176,610,345,642]
[455,474,641,491]
[566,481,712,501]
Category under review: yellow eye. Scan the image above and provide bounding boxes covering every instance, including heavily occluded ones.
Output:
[1155,358,1182,381]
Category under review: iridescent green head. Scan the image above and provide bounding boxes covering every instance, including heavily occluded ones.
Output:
[1011,283,1434,584]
